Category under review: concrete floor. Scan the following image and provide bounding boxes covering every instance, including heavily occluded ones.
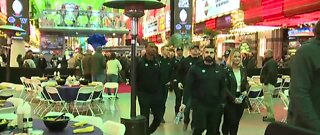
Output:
[98,92,286,135]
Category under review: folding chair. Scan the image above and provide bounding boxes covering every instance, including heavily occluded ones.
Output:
[34,85,51,115]
[265,122,317,135]
[30,79,42,103]
[103,120,126,135]
[41,86,69,116]
[91,85,104,115]
[274,78,284,98]
[281,77,291,91]
[103,82,119,99]
[72,86,94,116]
[247,85,264,113]
[22,78,34,101]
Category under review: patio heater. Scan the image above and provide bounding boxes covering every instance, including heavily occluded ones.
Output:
[103,0,164,135]
[0,25,25,82]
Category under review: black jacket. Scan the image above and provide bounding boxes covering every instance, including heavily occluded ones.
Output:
[171,56,184,82]
[225,66,249,103]
[136,55,162,97]
[260,57,278,86]
[183,61,228,107]
[159,56,174,85]
[177,56,201,85]
[288,37,320,133]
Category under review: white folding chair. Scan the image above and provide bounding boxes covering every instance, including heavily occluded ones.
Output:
[42,87,68,116]
[251,76,261,84]
[30,79,42,103]
[103,120,126,135]
[274,78,284,98]
[103,82,119,99]
[22,78,34,101]
[91,85,104,115]
[74,115,103,130]
[247,85,264,114]
[281,77,291,91]
[45,111,75,120]
[33,85,50,115]
[72,86,94,116]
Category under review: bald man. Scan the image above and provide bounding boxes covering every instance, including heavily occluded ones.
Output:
[260,49,278,122]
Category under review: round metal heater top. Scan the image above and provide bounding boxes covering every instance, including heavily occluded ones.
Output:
[103,0,165,10]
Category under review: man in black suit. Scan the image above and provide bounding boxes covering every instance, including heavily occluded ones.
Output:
[287,20,320,133]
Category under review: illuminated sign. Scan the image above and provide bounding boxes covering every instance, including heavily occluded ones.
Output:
[7,0,29,40]
[0,0,7,16]
[174,0,192,34]
[288,27,313,37]
[195,0,240,23]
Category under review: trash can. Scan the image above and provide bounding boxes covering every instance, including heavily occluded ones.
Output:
[121,115,147,135]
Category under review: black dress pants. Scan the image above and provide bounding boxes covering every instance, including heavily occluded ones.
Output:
[192,103,223,135]
[138,95,164,134]
[173,81,183,115]
[222,102,244,135]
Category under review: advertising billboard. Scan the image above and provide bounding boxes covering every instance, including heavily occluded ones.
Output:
[6,0,30,40]
[195,0,240,23]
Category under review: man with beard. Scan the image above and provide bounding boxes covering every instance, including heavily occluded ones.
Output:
[137,41,164,134]
[180,46,227,135]
[177,45,201,130]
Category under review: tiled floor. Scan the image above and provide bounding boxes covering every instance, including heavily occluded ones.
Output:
[98,92,287,135]
[31,91,286,135]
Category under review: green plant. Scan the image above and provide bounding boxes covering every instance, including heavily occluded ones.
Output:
[203,28,219,39]
[203,28,219,46]
[169,33,192,48]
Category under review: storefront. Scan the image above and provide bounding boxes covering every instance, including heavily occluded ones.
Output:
[243,0,320,66]
[143,0,170,46]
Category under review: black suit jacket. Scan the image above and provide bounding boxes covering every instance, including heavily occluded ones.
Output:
[225,66,249,103]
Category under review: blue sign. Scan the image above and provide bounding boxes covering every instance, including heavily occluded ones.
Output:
[8,16,15,23]
[176,24,182,30]
[288,27,313,36]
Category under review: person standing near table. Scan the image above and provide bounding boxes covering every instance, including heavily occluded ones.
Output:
[222,49,249,135]
[260,49,278,122]
[106,52,122,97]
[136,41,164,134]
[177,45,201,130]
[91,46,106,83]
[287,20,320,133]
[180,46,228,135]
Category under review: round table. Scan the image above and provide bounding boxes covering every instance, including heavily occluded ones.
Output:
[56,86,81,102]
[33,119,103,135]
[43,86,81,103]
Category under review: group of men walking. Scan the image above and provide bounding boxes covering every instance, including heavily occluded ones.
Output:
[136,41,247,135]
